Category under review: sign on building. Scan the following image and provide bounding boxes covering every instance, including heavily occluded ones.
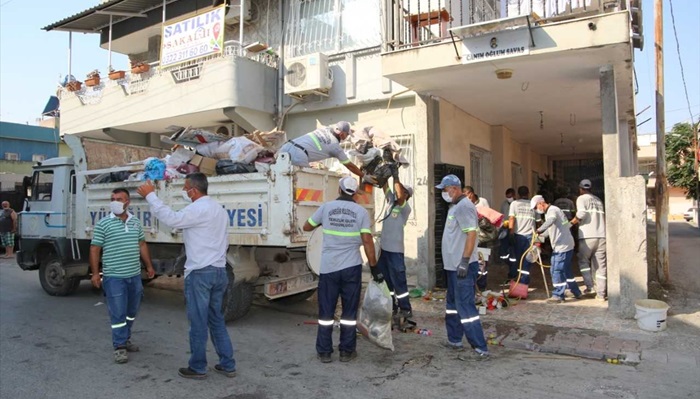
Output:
[160,6,225,68]
[459,29,530,64]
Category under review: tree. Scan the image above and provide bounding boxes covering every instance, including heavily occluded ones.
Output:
[665,122,699,201]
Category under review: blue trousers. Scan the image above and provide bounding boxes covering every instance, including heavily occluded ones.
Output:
[184,266,236,374]
[316,265,362,354]
[445,265,488,352]
[103,275,143,349]
[510,234,533,284]
[550,250,582,299]
[377,250,412,312]
[498,235,511,265]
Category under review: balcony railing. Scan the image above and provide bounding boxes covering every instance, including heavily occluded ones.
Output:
[61,41,279,103]
[383,0,624,51]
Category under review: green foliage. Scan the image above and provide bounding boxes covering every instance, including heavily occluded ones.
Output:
[665,122,699,200]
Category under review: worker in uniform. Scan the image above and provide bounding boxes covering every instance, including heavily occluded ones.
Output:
[303,176,381,363]
[377,167,413,319]
[571,179,607,300]
[436,175,489,359]
[279,121,364,178]
[508,186,537,285]
[498,188,516,266]
[531,195,583,303]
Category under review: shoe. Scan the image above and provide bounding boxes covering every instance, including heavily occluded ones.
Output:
[125,340,140,352]
[457,349,490,361]
[546,297,564,304]
[583,287,595,295]
[317,353,332,363]
[441,340,465,351]
[178,367,207,380]
[214,365,236,378]
[339,351,357,362]
[397,309,413,319]
[114,348,128,364]
[595,295,607,301]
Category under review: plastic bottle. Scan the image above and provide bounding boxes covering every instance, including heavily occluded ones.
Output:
[416,329,432,336]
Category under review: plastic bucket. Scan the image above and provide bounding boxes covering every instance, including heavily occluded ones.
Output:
[634,299,669,332]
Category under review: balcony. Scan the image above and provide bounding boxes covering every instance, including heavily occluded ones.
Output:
[59,41,279,138]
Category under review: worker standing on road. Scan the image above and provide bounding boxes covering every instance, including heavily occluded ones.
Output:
[571,179,607,300]
[531,195,583,303]
[137,173,237,380]
[435,175,489,359]
[303,176,380,363]
[498,188,516,266]
[279,121,364,178]
[89,188,155,364]
[508,186,536,286]
[377,166,413,319]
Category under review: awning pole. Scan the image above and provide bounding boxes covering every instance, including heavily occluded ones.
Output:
[239,0,245,50]
[68,32,73,78]
[108,15,113,70]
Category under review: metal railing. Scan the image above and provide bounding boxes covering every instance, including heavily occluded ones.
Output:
[383,0,622,51]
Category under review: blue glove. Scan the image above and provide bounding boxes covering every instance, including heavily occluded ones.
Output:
[457,257,470,279]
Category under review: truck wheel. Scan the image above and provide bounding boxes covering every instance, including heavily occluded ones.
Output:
[272,289,317,304]
[222,266,254,322]
[39,254,80,296]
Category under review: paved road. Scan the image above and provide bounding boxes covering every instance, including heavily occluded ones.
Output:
[1,258,697,399]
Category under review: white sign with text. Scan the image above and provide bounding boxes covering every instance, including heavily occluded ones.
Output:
[460,29,530,64]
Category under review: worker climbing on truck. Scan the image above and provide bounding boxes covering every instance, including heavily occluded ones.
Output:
[279,121,364,178]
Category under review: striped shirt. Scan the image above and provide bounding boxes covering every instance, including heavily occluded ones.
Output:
[91,213,144,278]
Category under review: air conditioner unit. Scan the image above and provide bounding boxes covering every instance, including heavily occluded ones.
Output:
[284,53,333,97]
[225,0,252,24]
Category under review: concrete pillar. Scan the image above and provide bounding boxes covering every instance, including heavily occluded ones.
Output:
[414,94,437,290]
[491,125,512,201]
[522,144,532,190]
[600,65,648,317]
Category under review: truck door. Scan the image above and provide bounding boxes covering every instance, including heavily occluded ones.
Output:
[20,168,68,239]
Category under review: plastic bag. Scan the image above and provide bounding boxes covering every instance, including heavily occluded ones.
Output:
[143,157,166,181]
[227,137,264,164]
[358,280,394,351]
[215,160,257,175]
[166,147,195,167]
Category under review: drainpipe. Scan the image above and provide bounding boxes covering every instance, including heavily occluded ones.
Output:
[108,15,113,70]
[68,32,72,78]
[239,0,245,49]
[277,0,285,129]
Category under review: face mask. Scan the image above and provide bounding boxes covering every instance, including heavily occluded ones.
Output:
[182,190,192,203]
[507,197,514,203]
[535,208,545,214]
[110,201,125,215]
[441,191,452,203]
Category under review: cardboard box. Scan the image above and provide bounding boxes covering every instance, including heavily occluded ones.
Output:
[189,154,217,176]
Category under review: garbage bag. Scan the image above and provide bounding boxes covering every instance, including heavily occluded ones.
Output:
[227,137,264,164]
[358,280,394,351]
[143,157,166,181]
[215,160,257,175]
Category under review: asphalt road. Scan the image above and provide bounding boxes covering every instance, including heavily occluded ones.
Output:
[1,257,697,399]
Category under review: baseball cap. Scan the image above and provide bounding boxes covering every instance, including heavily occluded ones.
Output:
[579,179,592,189]
[530,195,545,209]
[403,184,414,197]
[435,175,461,189]
[339,176,359,195]
[335,121,354,135]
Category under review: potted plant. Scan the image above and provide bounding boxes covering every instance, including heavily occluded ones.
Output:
[130,61,150,74]
[108,67,125,80]
[66,80,82,92]
[85,69,101,87]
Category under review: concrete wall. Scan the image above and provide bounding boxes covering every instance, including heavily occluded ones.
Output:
[438,99,492,167]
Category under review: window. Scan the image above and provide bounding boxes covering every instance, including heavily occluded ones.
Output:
[32,170,53,201]
[511,162,523,189]
[4,152,19,161]
[470,146,493,201]
[32,154,46,162]
[286,0,381,58]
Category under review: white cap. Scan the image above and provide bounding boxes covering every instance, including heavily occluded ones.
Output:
[579,179,592,189]
[403,184,414,197]
[339,176,359,195]
[530,195,545,209]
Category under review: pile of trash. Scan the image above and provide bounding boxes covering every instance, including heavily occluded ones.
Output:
[91,126,286,183]
[347,127,409,187]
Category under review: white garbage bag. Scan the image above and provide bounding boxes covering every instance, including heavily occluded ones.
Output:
[227,137,264,164]
[358,280,394,351]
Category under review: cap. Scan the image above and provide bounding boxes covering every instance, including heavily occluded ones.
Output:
[579,179,592,189]
[339,176,359,195]
[530,195,545,209]
[335,121,354,135]
[403,184,414,197]
[435,174,461,190]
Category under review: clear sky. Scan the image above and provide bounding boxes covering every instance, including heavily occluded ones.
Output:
[0,0,698,131]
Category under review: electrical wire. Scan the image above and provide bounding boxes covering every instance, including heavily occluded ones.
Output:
[668,0,696,128]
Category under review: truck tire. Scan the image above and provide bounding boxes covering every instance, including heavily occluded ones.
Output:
[222,266,254,322]
[39,254,80,296]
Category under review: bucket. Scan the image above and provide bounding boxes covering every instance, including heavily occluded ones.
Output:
[634,299,670,332]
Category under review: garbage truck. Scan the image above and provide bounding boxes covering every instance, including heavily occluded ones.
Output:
[15,134,373,321]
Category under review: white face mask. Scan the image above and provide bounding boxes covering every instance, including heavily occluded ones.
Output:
[110,201,126,215]
[182,190,193,203]
[507,197,514,203]
[535,208,545,214]
[441,191,452,203]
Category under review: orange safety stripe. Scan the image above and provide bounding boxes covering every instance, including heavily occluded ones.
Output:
[295,188,324,202]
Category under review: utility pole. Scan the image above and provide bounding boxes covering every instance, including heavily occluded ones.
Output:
[654,0,669,283]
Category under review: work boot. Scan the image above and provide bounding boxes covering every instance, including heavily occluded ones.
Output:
[397,309,413,319]
[214,365,237,378]
[457,349,490,362]
[178,367,207,380]
[546,296,564,304]
[595,295,607,301]
[339,351,357,362]
[317,353,332,363]
[441,340,465,351]
[114,348,128,364]
[125,340,140,352]
[583,287,595,295]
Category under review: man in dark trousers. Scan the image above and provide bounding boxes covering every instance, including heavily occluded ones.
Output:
[303,176,381,363]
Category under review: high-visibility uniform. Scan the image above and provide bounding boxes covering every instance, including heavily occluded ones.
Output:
[575,193,607,297]
[377,190,412,313]
[537,205,582,300]
[508,199,537,283]
[279,127,350,167]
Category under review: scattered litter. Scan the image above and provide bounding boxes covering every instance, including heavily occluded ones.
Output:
[94,302,104,307]
[409,288,425,298]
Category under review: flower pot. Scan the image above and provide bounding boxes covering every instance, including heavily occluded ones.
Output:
[66,81,82,92]
[85,77,101,87]
[131,64,150,74]
[109,70,125,80]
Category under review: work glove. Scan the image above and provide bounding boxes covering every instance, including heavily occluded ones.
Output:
[457,257,470,279]
[370,266,384,284]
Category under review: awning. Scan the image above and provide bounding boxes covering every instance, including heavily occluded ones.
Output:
[42,96,60,117]
[42,0,179,33]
